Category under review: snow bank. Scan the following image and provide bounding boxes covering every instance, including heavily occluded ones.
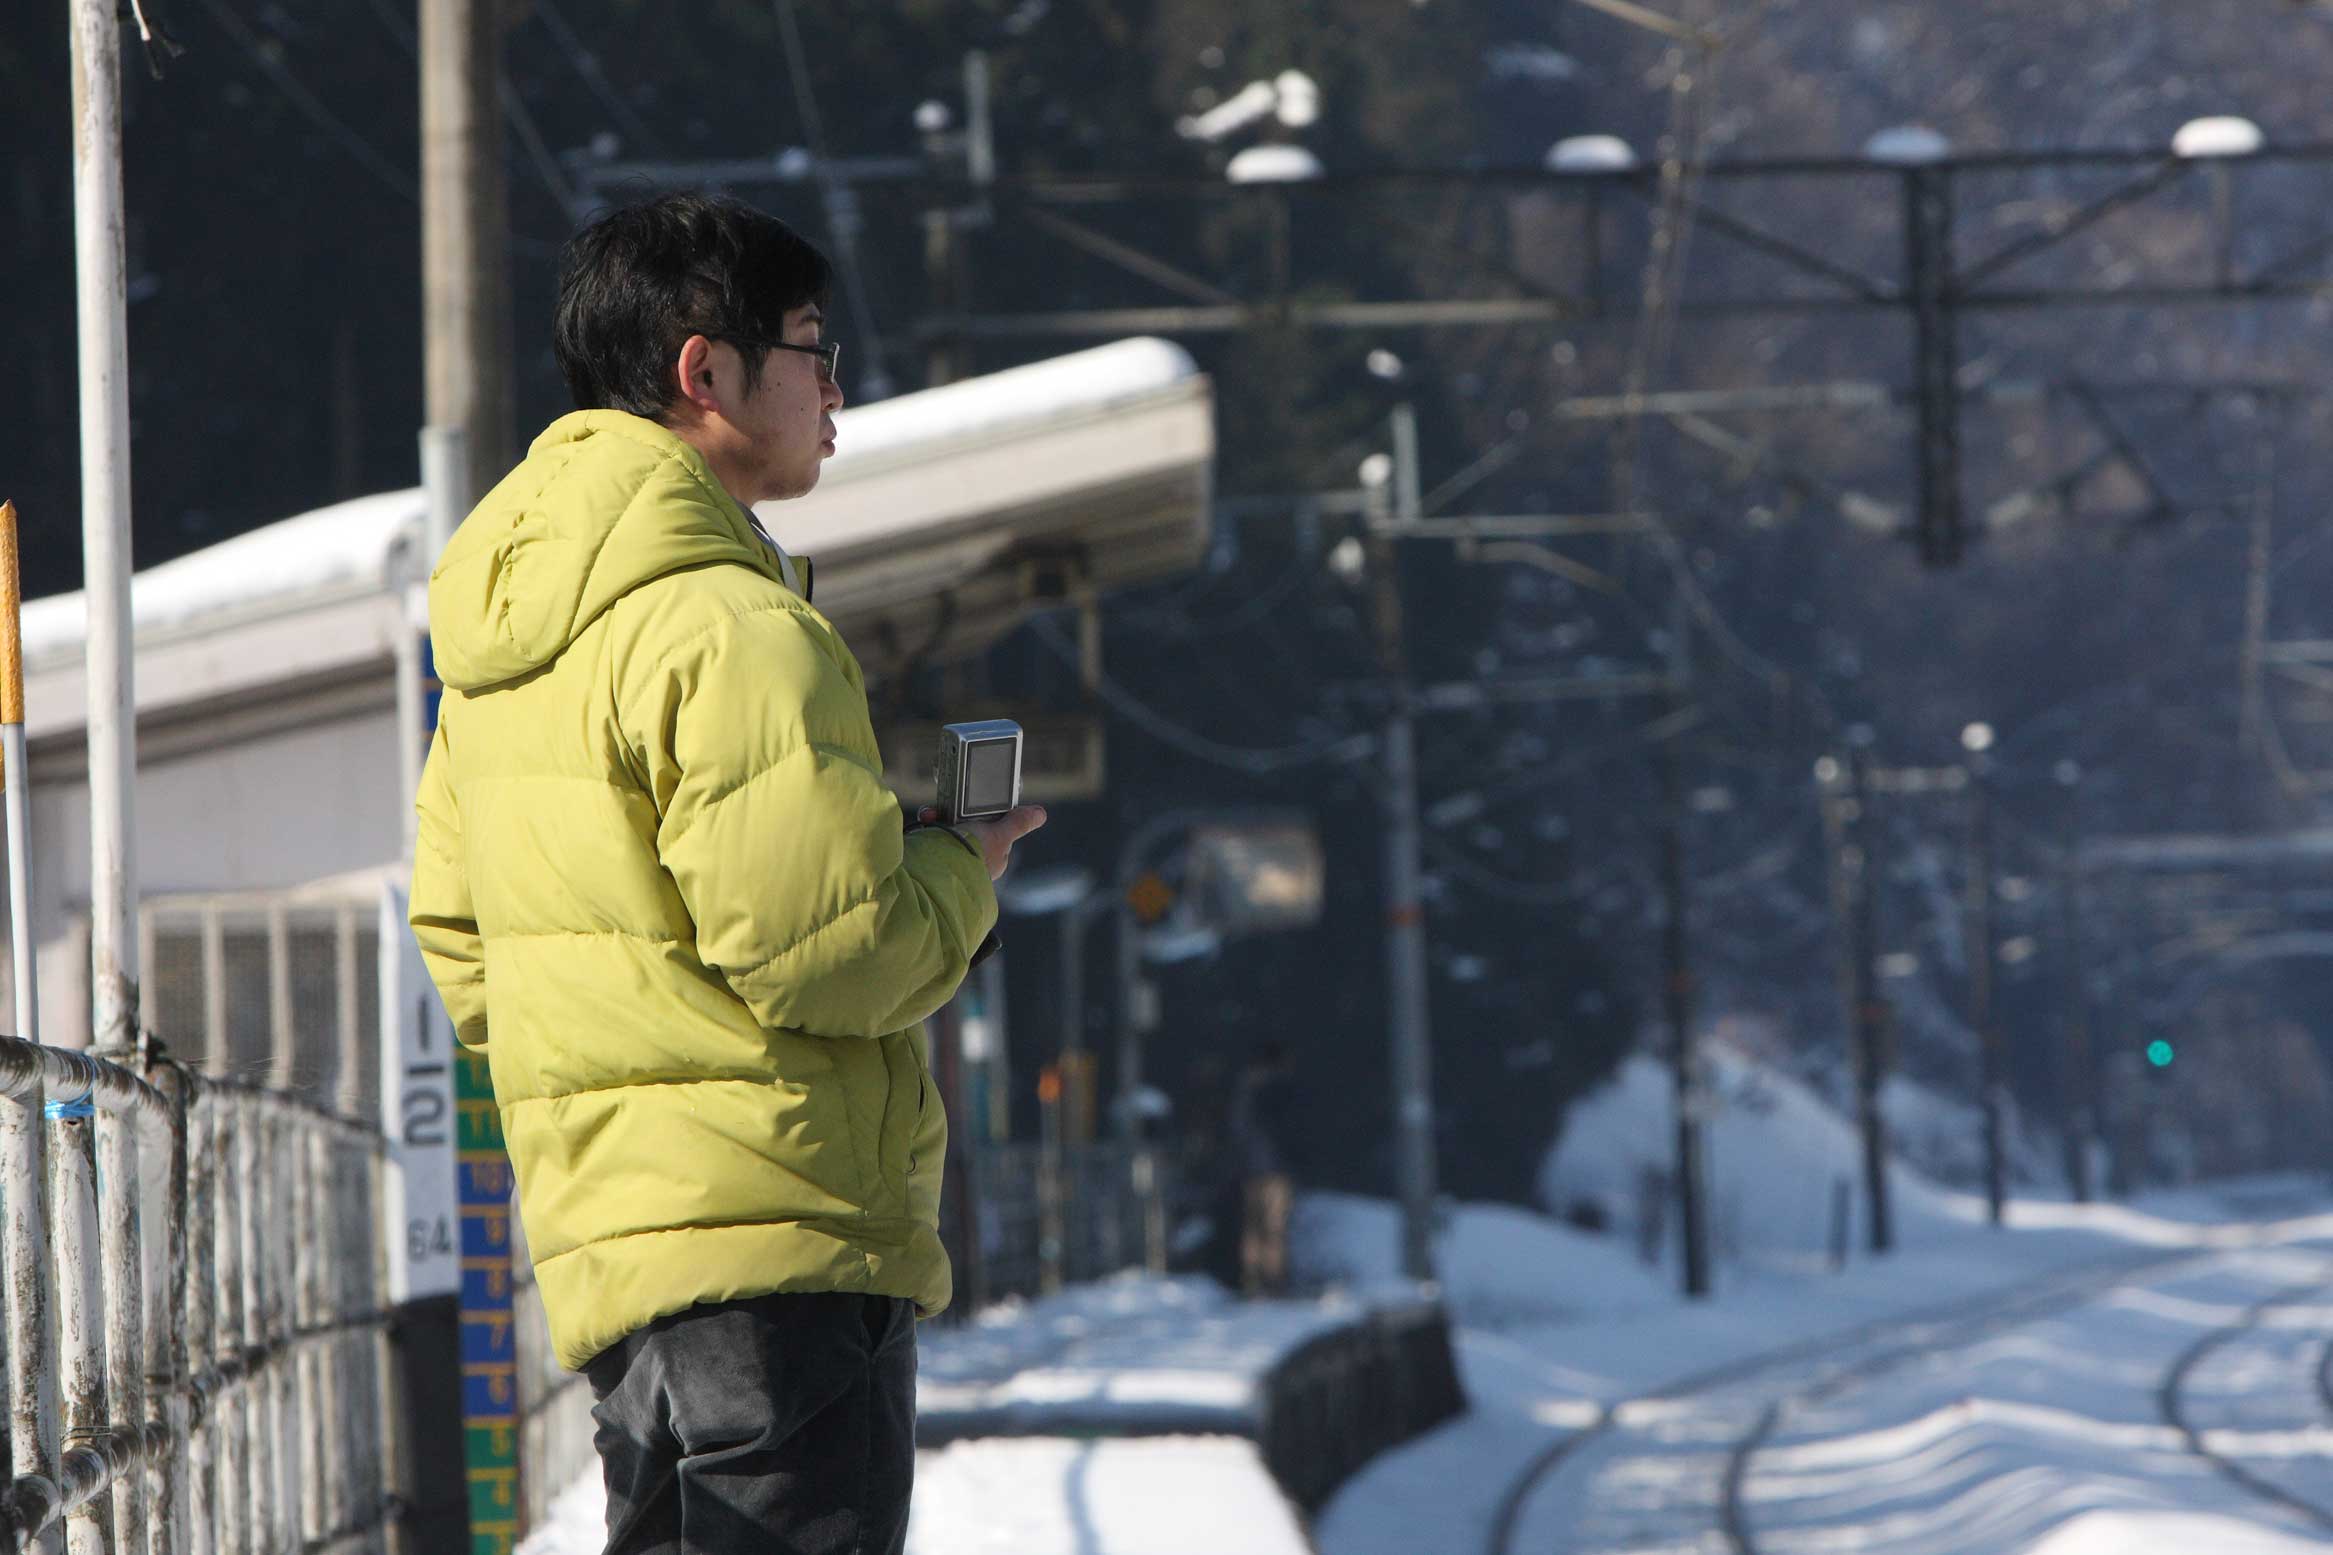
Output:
[1540,1046,1971,1271]
[917,1272,1350,1436]
[908,1436,1308,1555]
[520,1434,1310,1555]
[1881,1068,2070,1195]
[2023,1511,2333,1555]
[1296,1191,1672,1328]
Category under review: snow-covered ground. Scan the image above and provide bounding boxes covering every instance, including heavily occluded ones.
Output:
[1319,1045,2333,1555]
[522,1043,2333,1555]
[519,1275,1350,1555]
[522,1426,1309,1555]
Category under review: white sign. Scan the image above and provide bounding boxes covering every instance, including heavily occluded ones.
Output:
[379,880,459,1300]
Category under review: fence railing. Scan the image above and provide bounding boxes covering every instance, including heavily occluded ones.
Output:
[0,1034,395,1555]
[954,1141,1180,1307]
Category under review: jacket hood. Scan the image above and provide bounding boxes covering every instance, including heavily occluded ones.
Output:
[427,410,793,690]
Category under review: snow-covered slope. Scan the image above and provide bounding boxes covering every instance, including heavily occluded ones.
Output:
[1540,1046,1975,1273]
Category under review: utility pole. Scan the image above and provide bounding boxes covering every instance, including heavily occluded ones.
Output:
[1661,588,1710,1298]
[1837,748,1894,1254]
[1372,404,1440,1284]
[1961,743,2008,1226]
[422,0,514,503]
[2056,763,2094,1203]
[417,5,513,1549]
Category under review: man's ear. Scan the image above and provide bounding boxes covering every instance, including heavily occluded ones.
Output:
[672,334,722,419]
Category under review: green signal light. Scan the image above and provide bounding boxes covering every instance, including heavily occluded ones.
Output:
[2146,1039,2175,1068]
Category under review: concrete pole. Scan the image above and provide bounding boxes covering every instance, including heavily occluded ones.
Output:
[2057,774,2095,1203]
[1846,750,1894,1254]
[1966,769,2007,1225]
[421,0,513,504]
[1661,584,1709,1299]
[415,12,503,1536]
[69,0,139,1062]
[1376,404,1439,1284]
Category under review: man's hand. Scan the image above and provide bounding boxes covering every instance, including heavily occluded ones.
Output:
[920,805,1048,881]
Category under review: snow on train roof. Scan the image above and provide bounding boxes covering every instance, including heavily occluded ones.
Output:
[20,337,1201,668]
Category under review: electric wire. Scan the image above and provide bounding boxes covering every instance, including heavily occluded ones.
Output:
[1420,836,1580,906]
[529,0,665,155]
[500,71,584,221]
[1027,615,1376,774]
[771,0,896,397]
[353,0,581,223]
[195,0,419,205]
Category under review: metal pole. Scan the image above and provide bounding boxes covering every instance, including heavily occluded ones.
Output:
[181,1091,216,1555]
[1967,769,2007,1225]
[295,1130,327,1547]
[145,1056,190,1555]
[267,1111,302,1553]
[51,1105,112,1555]
[94,1098,146,1547]
[1847,750,1893,1254]
[70,0,142,1063]
[1376,404,1439,1284]
[265,905,293,1095]
[209,1096,246,1555]
[0,500,62,1554]
[1,506,35,1048]
[236,1097,268,1548]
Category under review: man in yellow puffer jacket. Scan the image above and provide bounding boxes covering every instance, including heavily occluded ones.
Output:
[409,192,1047,1555]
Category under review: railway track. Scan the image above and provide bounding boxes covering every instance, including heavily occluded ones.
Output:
[2157,1268,2333,1539]
[1489,1238,2333,1555]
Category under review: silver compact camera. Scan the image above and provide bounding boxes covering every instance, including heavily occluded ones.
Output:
[935,720,1023,824]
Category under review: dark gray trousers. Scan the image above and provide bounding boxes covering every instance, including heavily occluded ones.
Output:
[583,1292,918,1555]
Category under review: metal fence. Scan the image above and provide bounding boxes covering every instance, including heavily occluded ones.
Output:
[957,1141,1179,1307]
[138,884,386,1121]
[0,1035,395,1554]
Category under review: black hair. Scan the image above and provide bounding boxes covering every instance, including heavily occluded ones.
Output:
[552,191,833,419]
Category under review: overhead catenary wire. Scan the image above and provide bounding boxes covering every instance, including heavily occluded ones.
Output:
[1565,0,1833,738]
[771,0,896,398]
[1027,615,1375,775]
[499,71,584,220]
[195,0,419,204]
[354,0,584,224]
[529,0,665,155]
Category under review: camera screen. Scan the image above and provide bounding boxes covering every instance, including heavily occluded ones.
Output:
[963,738,1018,815]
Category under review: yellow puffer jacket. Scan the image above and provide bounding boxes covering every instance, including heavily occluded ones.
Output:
[408,409,996,1371]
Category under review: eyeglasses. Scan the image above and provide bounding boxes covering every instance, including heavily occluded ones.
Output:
[707,334,841,385]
